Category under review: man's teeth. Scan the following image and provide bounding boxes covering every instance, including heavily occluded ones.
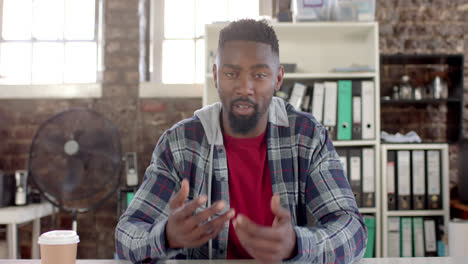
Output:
[238,105,249,109]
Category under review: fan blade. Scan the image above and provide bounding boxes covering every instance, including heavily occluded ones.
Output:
[74,129,120,165]
[36,133,67,155]
[62,157,84,193]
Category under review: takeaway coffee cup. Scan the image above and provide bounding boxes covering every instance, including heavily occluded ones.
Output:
[38,230,80,264]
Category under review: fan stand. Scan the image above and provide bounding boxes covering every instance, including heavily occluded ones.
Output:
[72,210,78,232]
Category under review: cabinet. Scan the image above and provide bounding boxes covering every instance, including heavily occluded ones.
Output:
[204,22,381,257]
[380,54,464,143]
[380,144,450,257]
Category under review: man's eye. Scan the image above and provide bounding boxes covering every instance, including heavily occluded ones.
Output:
[255,73,267,79]
[224,72,236,78]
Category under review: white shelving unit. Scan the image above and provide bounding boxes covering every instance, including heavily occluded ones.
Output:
[380,144,450,257]
[204,22,381,257]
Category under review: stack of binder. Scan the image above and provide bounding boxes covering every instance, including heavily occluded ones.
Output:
[387,216,445,257]
[387,150,442,210]
[336,147,375,207]
[277,80,375,140]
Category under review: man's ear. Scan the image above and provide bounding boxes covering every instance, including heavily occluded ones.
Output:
[275,65,285,92]
[213,63,218,89]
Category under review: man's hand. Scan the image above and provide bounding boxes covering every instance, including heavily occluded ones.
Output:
[166,179,235,249]
[233,194,297,262]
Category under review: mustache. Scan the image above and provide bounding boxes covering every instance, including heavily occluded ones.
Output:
[230,97,256,107]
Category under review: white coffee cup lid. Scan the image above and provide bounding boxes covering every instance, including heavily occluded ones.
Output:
[38,230,80,245]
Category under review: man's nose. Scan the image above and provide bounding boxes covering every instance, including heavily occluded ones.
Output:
[235,75,254,96]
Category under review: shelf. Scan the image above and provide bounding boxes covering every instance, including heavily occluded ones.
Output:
[359,208,377,214]
[381,143,449,150]
[386,210,446,217]
[381,98,461,105]
[284,72,376,79]
[380,54,464,143]
[334,140,377,147]
[205,22,382,257]
[205,72,376,80]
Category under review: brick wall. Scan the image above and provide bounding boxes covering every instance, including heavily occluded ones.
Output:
[0,0,201,259]
[376,0,468,190]
[0,0,466,259]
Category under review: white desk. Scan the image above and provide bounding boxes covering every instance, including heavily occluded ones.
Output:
[161,257,468,264]
[0,257,467,264]
[0,202,54,259]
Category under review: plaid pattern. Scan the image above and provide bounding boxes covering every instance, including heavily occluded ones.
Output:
[115,101,367,263]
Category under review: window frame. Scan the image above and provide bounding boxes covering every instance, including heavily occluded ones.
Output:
[0,0,104,99]
[140,0,272,98]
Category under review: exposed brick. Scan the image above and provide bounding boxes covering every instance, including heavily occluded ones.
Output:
[13,126,35,140]
[0,157,10,171]
[103,70,121,83]
[105,40,121,54]
[124,71,140,84]
[106,0,138,11]
[105,55,139,69]
[102,84,138,98]
[427,38,444,51]
[106,11,138,26]
[141,101,168,112]
[6,142,30,155]
[0,129,10,139]
[10,156,28,170]
[174,99,202,112]
[105,27,139,40]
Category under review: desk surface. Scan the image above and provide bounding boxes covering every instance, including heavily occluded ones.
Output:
[1,257,468,264]
[0,202,53,224]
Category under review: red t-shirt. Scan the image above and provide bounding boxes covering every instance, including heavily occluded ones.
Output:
[223,131,275,259]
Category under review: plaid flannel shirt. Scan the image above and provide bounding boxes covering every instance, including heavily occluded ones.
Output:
[115,97,367,263]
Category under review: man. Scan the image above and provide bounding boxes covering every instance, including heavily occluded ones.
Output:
[116,19,367,263]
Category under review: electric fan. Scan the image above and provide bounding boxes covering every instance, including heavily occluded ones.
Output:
[28,108,122,231]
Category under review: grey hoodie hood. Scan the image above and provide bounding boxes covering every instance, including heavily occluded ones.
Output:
[193,96,289,259]
[194,96,290,145]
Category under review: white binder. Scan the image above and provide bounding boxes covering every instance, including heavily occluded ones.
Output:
[401,217,413,257]
[424,218,437,255]
[349,149,362,206]
[323,81,337,139]
[361,81,374,139]
[362,148,375,207]
[413,217,425,257]
[412,150,426,209]
[311,82,325,123]
[387,151,397,210]
[336,149,348,175]
[397,150,411,210]
[427,150,441,209]
[387,217,400,257]
[289,82,307,110]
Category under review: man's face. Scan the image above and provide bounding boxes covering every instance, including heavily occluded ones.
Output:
[214,40,283,136]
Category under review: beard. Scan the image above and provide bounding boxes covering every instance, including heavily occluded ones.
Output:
[228,98,260,135]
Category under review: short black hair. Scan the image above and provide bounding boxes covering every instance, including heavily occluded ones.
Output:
[218,19,279,58]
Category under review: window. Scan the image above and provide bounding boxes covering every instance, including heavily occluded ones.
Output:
[145,0,267,97]
[0,0,103,85]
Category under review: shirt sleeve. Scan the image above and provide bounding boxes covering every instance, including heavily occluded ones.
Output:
[287,127,368,263]
[115,132,186,263]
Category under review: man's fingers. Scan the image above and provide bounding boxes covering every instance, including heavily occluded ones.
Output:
[174,195,207,220]
[234,214,282,241]
[271,194,291,220]
[185,200,227,229]
[233,219,281,261]
[169,179,189,209]
[189,208,235,240]
[233,222,280,254]
[185,209,235,247]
